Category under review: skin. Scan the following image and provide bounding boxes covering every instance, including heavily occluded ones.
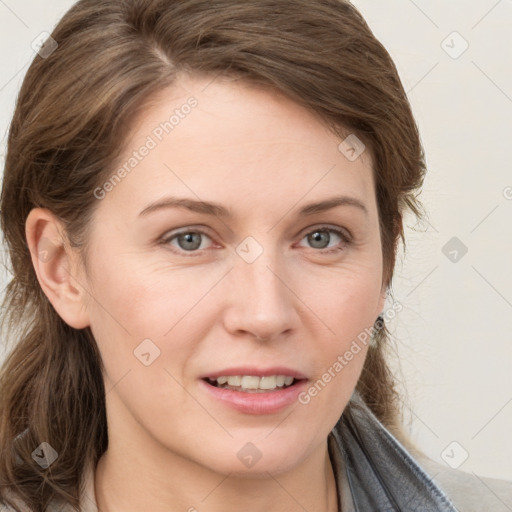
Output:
[26,75,386,512]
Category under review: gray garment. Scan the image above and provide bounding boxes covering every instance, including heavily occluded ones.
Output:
[328,391,512,511]
[328,391,457,511]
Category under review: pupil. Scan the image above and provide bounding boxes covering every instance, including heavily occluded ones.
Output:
[309,230,329,249]
[178,232,201,251]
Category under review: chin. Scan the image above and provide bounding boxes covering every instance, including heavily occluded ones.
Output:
[196,440,309,478]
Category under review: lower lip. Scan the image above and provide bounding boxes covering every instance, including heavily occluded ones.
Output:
[199,379,308,415]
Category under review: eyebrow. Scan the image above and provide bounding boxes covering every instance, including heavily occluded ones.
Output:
[138,195,368,218]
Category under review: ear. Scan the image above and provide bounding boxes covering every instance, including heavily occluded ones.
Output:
[25,208,90,329]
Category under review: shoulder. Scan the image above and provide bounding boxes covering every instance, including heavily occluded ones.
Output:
[413,452,512,512]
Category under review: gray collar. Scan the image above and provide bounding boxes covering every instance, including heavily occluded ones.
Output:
[328,391,458,511]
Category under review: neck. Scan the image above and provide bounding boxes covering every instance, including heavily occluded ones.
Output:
[94,430,339,512]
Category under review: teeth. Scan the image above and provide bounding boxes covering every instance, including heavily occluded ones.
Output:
[259,376,278,390]
[240,376,260,389]
[227,376,241,387]
[208,375,297,391]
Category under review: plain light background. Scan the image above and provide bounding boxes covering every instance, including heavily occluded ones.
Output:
[0,0,511,483]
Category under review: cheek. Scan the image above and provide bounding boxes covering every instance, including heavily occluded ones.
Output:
[302,260,383,335]
[84,257,225,384]
[84,265,205,426]
[299,263,381,395]
[86,253,211,334]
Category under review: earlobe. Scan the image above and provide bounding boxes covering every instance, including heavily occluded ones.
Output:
[25,208,90,329]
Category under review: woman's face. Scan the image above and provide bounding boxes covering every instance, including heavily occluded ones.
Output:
[79,75,386,475]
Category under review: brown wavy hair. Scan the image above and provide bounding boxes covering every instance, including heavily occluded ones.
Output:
[0,0,426,509]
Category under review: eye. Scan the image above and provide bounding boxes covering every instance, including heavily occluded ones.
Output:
[161,225,351,256]
[162,229,214,254]
[298,226,351,253]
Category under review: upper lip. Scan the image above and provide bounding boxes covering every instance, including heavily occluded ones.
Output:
[201,366,307,380]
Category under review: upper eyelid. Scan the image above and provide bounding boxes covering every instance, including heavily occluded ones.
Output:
[162,226,215,242]
[299,224,351,238]
[163,224,349,238]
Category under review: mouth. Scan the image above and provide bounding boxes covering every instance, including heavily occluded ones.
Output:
[199,369,309,414]
[203,375,302,393]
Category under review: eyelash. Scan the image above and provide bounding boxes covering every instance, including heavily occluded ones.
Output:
[160,225,352,257]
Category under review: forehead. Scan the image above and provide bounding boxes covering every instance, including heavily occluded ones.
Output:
[99,75,377,221]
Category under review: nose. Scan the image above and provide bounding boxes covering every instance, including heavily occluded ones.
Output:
[221,247,299,342]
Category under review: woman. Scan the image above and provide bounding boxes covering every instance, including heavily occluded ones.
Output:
[0,1,510,511]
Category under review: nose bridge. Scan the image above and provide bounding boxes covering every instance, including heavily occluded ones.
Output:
[224,239,296,339]
[237,243,288,309]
